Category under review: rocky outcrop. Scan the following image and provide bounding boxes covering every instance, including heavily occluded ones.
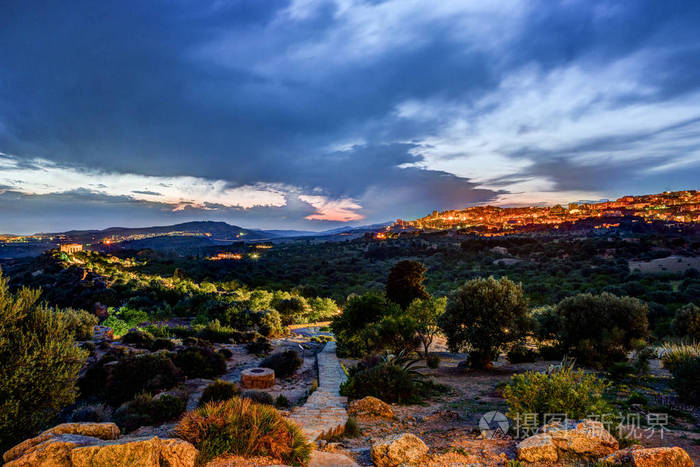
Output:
[370,433,429,467]
[3,423,120,464]
[516,433,558,463]
[604,446,694,467]
[516,419,618,463]
[348,396,394,419]
[3,423,197,467]
[70,437,197,467]
[309,451,359,467]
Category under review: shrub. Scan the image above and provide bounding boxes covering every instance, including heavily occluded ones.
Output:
[658,342,700,371]
[275,297,310,326]
[114,392,186,432]
[175,397,312,466]
[197,320,238,343]
[152,337,175,351]
[503,362,611,424]
[386,260,430,309]
[246,336,273,355]
[68,403,112,423]
[258,309,284,337]
[407,297,446,356]
[340,352,439,404]
[331,292,414,357]
[0,274,88,450]
[170,326,198,339]
[507,342,539,364]
[105,353,181,406]
[102,316,130,337]
[261,350,303,378]
[671,303,700,340]
[538,343,565,361]
[174,346,227,379]
[555,293,648,367]
[219,347,233,359]
[275,394,290,408]
[669,356,700,404]
[607,362,634,381]
[426,353,441,369]
[121,329,155,347]
[627,392,647,406]
[241,390,275,405]
[199,380,240,407]
[60,308,98,340]
[344,416,360,438]
[143,325,172,338]
[439,277,531,369]
[308,297,338,323]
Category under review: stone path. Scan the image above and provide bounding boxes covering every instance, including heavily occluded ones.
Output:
[288,341,349,441]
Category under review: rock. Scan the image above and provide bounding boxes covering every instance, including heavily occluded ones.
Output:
[348,396,394,418]
[3,423,120,463]
[240,367,275,389]
[46,423,120,440]
[4,435,100,467]
[309,451,359,467]
[70,436,197,467]
[604,446,694,467]
[516,433,558,463]
[543,419,618,460]
[370,433,429,467]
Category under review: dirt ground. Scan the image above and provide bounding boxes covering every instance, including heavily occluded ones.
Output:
[332,350,700,466]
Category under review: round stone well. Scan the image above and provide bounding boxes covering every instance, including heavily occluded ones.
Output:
[240,367,275,389]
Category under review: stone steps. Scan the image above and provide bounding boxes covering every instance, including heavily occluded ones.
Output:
[288,342,349,441]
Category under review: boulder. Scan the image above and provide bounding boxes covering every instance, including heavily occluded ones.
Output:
[348,396,394,419]
[516,433,558,463]
[3,423,120,463]
[604,446,693,467]
[370,433,429,467]
[309,451,359,467]
[70,437,197,467]
[543,419,618,460]
[4,435,100,467]
[46,423,120,440]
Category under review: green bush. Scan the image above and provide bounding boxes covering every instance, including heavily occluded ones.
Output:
[658,342,700,371]
[246,336,273,355]
[241,390,274,405]
[175,397,312,466]
[258,309,284,337]
[151,337,175,351]
[555,292,648,367]
[59,308,98,340]
[507,342,539,364]
[197,320,238,343]
[219,347,233,359]
[439,276,531,369]
[261,350,303,378]
[114,392,186,432]
[331,292,415,357]
[121,329,155,347]
[340,352,439,404]
[669,356,700,404]
[607,362,634,381]
[199,380,240,407]
[627,392,647,405]
[503,362,611,423]
[538,343,565,361]
[344,416,360,438]
[105,353,181,406]
[0,274,89,450]
[426,353,441,369]
[174,347,227,379]
[671,303,700,340]
[275,394,290,408]
[274,297,310,326]
[102,316,130,337]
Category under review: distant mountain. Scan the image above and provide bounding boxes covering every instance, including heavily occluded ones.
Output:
[40,221,274,243]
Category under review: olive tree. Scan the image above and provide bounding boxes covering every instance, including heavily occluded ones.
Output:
[407,296,446,357]
[439,276,530,369]
[0,272,88,450]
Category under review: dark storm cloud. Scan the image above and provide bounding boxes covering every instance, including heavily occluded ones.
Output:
[1,0,699,232]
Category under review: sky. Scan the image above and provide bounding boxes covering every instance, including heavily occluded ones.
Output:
[1,0,699,234]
